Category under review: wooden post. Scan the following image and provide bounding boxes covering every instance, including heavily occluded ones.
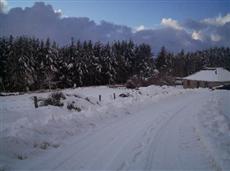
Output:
[113,93,116,100]
[34,96,38,108]
[99,95,101,102]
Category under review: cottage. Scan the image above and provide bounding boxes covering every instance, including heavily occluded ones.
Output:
[182,67,230,88]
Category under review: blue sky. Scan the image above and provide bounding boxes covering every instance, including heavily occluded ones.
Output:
[7,0,230,28]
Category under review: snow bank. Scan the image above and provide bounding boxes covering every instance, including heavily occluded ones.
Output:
[0,85,189,168]
[197,90,230,171]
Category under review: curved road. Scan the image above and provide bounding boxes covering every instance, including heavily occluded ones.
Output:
[14,91,218,171]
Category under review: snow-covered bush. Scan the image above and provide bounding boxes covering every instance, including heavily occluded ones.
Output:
[119,93,132,98]
[50,91,66,100]
[39,92,65,107]
[67,101,81,112]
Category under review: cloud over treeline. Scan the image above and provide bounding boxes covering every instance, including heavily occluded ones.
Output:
[0,2,229,52]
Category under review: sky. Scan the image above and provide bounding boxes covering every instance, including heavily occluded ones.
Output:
[0,0,230,52]
[5,0,230,28]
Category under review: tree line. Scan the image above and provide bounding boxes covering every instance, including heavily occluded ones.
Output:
[0,36,229,92]
[156,46,230,77]
[0,36,155,91]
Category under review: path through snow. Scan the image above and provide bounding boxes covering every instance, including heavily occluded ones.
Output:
[11,91,218,171]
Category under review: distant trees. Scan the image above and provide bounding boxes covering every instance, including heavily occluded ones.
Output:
[155,47,230,77]
[0,36,155,91]
[0,35,229,92]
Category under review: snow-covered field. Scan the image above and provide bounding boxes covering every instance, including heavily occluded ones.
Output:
[0,85,229,170]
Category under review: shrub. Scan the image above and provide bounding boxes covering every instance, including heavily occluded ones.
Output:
[43,97,64,107]
[126,75,152,88]
[126,80,137,89]
[16,154,27,160]
[50,92,66,101]
[39,142,50,150]
[39,92,65,107]
[119,93,132,98]
[67,101,81,112]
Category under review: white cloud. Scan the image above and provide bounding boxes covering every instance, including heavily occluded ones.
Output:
[203,13,230,26]
[0,0,7,13]
[192,31,203,41]
[135,25,146,32]
[54,9,62,16]
[161,18,183,30]
[211,34,221,42]
[54,9,62,14]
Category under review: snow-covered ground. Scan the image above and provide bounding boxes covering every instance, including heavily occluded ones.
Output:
[197,90,230,170]
[0,85,229,171]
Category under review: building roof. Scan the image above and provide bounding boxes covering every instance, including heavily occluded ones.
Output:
[183,67,230,82]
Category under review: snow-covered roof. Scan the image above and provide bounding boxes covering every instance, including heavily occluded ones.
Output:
[183,67,230,82]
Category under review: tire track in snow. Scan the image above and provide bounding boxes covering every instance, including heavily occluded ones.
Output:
[144,104,188,171]
[145,93,217,171]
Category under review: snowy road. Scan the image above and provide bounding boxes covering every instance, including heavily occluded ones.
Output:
[13,91,218,171]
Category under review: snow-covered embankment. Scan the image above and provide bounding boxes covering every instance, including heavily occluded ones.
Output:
[0,85,187,168]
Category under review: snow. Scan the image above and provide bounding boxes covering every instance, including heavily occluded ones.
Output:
[196,90,230,171]
[183,67,230,82]
[0,85,186,169]
[0,85,229,170]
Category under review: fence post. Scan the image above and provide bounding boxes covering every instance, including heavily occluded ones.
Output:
[34,96,38,108]
[99,95,101,102]
[113,93,116,100]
